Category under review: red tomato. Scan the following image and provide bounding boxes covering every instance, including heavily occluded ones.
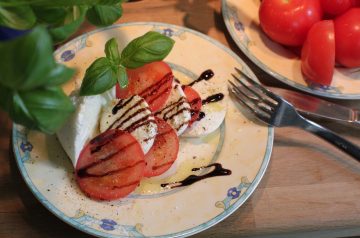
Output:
[259,0,323,46]
[182,85,202,125]
[351,0,360,7]
[144,117,179,177]
[334,8,360,68]
[320,0,353,16]
[76,129,145,200]
[116,61,173,112]
[301,20,335,86]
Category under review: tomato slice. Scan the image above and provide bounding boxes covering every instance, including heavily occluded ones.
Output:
[144,117,179,177]
[116,61,173,112]
[76,129,145,200]
[182,85,202,126]
[301,20,335,86]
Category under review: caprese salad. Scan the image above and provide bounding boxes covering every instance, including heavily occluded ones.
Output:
[57,56,227,200]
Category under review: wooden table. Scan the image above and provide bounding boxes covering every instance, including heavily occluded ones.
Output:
[1,1,359,237]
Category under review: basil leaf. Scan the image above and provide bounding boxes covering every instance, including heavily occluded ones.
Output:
[44,64,75,87]
[80,57,117,96]
[0,5,36,29]
[32,6,67,25]
[120,31,175,69]
[117,65,128,88]
[48,6,86,43]
[1,85,75,134]
[105,37,121,64]
[0,26,58,90]
[86,3,122,27]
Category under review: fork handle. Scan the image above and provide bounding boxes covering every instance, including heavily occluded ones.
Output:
[298,118,360,161]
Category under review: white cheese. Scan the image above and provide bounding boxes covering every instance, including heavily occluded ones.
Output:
[99,95,157,154]
[155,82,191,136]
[56,89,112,166]
[183,79,227,137]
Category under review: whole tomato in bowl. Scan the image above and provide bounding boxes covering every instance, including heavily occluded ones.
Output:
[259,0,323,46]
[301,20,335,86]
[320,0,353,16]
[334,8,360,68]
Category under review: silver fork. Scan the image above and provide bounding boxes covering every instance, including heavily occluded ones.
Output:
[229,68,360,161]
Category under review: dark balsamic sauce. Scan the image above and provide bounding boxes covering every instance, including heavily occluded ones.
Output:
[112,96,134,115]
[161,163,231,188]
[197,111,205,121]
[202,93,224,105]
[187,69,214,86]
[77,160,143,179]
[89,130,123,153]
[140,73,173,99]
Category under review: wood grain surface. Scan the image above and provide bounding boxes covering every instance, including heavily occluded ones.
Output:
[0,1,359,237]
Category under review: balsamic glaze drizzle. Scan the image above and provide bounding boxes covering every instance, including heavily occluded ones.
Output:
[161,163,231,188]
[197,111,205,121]
[187,69,214,86]
[202,93,224,105]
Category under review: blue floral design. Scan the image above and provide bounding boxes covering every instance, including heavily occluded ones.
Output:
[227,187,240,199]
[215,177,251,210]
[100,219,117,231]
[234,21,244,32]
[307,81,341,93]
[60,50,75,62]
[20,141,33,152]
[151,26,186,40]
[72,209,144,236]
[228,7,250,46]
[162,28,174,37]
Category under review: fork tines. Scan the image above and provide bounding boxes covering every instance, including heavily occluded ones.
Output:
[228,68,278,122]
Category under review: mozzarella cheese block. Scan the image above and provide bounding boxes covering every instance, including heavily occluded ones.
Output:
[183,79,227,137]
[56,89,113,166]
[155,82,191,135]
[100,95,157,154]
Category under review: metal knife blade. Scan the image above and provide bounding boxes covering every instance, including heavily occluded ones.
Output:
[268,87,360,127]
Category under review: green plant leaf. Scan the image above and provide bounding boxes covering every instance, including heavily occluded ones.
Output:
[0,26,73,90]
[44,64,75,87]
[32,6,67,25]
[0,5,36,29]
[1,85,75,134]
[120,31,175,69]
[117,65,128,88]
[80,57,117,96]
[105,37,121,64]
[48,6,86,43]
[86,3,122,27]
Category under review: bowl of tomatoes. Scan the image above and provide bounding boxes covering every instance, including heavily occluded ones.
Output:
[223,0,360,99]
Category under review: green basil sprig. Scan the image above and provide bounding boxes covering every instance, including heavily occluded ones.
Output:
[0,26,75,134]
[120,31,175,68]
[80,57,116,96]
[80,31,174,96]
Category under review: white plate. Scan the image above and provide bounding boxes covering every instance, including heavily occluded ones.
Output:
[12,22,273,238]
[222,0,360,100]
